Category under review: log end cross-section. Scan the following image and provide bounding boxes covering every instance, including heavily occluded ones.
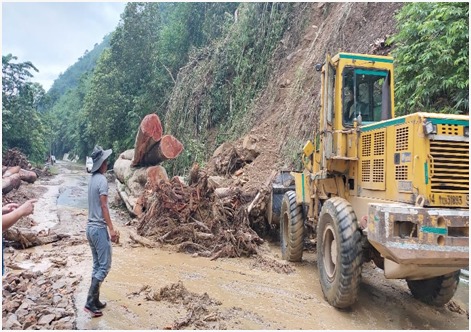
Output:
[159,135,184,161]
[131,114,163,167]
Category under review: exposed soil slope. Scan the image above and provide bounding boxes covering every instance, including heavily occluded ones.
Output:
[215,2,403,191]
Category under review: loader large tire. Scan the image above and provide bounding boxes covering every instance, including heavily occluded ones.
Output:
[280,191,304,262]
[317,197,362,309]
[406,270,460,306]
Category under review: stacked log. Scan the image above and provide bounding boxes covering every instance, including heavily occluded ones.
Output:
[139,135,184,165]
[131,114,163,167]
[2,165,38,194]
[114,114,183,217]
[114,116,274,260]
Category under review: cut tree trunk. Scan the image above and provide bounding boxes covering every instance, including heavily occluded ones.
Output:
[127,168,147,199]
[115,179,137,217]
[114,158,133,184]
[3,228,67,249]
[131,114,163,167]
[3,166,21,178]
[146,165,168,188]
[141,135,184,165]
[2,173,21,194]
[119,149,135,161]
[18,169,37,183]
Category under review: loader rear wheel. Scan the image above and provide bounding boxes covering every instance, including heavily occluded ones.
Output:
[317,197,362,309]
[407,270,460,306]
[280,191,304,262]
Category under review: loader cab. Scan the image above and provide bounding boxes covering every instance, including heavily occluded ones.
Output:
[319,53,395,133]
[342,67,392,127]
[312,53,395,173]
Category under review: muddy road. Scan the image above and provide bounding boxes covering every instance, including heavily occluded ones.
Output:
[3,160,469,330]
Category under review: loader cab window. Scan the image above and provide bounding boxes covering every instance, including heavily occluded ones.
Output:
[342,67,392,126]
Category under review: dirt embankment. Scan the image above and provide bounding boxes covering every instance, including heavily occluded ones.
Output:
[226,2,404,191]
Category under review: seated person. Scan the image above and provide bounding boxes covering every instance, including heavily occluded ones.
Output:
[343,86,355,123]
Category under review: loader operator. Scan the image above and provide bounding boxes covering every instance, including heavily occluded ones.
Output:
[343,85,356,123]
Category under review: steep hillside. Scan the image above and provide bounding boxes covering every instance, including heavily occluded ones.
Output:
[208,2,403,191]
[46,34,111,104]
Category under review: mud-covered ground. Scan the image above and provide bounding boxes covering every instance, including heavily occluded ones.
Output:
[2,161,469,330]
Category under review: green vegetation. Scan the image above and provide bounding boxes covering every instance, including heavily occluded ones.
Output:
[44,34,112,110]
[165,3,294,174]
[2,2,468,171]
[391,2,469,115]
[2,54,48,163]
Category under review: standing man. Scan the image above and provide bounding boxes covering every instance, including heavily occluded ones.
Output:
[85,146,118,317]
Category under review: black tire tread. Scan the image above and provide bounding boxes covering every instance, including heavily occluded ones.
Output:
[280,191,304,262]
[407,270,460,306]
[317,197,362,308]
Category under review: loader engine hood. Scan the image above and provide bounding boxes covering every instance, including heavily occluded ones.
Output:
[359,113,469,208]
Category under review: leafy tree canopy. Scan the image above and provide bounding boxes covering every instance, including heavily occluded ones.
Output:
[391,2,469,115]
[2,54,48,163]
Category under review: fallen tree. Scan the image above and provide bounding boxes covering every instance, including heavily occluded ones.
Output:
[2,173,21,194]
[136,165,264,260]
[114,114,183,217]
[131,113,163,167]
[140,134,184,165]
[113,116,273,259]
[2,151,39,194]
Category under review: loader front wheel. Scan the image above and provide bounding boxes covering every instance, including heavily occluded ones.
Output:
[317,197,362,309]
[406,270,460,306]
[280,191,304,262]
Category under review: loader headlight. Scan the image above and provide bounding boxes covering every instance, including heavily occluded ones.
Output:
[464,126,469,137]
[423,121,437,135]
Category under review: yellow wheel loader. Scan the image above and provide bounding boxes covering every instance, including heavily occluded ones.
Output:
[268,53,469,309]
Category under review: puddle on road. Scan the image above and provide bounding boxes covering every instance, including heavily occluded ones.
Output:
[14,259,53,273]
[57,186,88,210]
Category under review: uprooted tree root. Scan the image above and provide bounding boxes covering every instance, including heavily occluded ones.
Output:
[136,168,265,260]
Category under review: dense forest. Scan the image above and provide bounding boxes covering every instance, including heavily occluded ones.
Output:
[2,2,469,174]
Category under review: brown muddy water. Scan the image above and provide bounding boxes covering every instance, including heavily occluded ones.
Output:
[6,160,469,330]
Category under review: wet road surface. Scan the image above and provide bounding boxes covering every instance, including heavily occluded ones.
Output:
[10,160,469,330]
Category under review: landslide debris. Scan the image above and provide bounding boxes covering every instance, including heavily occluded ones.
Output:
[131,280,223,330]
[2,270,80,330]
[2,148,32,170]
[136,163,267,260]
